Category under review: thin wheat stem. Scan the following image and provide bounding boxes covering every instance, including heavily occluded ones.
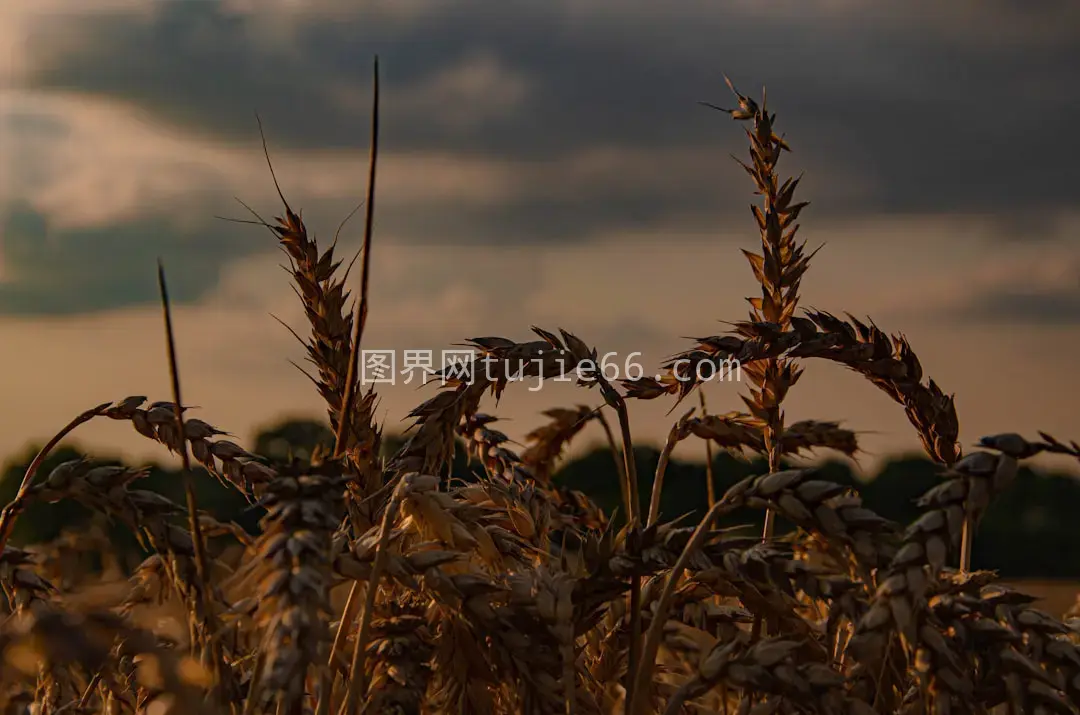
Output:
[699,391,716,508]
[321,56,381,715]
[339,480,405,715]
[629,500,732,715]
[157,261,232,711]
[333,56,380,456]
[960,516,973,573]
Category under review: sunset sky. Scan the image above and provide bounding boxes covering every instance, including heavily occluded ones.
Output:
[1,0,1078,477]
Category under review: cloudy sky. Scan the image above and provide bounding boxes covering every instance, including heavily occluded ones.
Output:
[1,0,1078,476]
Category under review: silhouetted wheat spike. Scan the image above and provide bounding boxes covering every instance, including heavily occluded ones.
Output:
[157,262,235,709]
[520,405,598,485]
[625,311,960,467]
[703,77,811,639]
[253,114,383,525]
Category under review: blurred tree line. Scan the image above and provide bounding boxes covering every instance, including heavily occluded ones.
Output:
[2,418,1078,579]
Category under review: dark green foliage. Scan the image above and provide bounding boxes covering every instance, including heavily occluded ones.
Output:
[3,418,1079,578]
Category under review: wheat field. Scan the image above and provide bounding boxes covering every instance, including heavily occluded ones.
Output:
[0,73,1078,715]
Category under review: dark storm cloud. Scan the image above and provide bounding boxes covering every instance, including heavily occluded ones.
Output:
[0,202,263,316]
[0,190,691,315]
[956,285,1080,326]
[5,0,1080,317]
[20,0,1080,220]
